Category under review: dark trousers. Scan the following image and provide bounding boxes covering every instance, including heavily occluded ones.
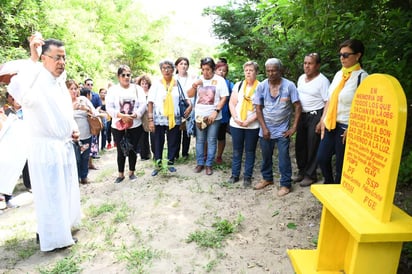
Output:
[112,126,143,173]
[137,131,153,159]
[153,125,180,166]
[73,137,92,180]
[176,128,190,158]
[22,161,31,189]
[317,123,347,184]
[106,120,112,144]
[100,117,108,150]
[295,109,323,179]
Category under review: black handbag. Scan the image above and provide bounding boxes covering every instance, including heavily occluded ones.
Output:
[177,80,189,118]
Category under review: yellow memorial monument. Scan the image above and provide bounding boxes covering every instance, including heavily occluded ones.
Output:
[288,74,412,274]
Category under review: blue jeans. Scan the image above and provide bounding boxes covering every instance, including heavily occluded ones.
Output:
[259,136,292,188]
[230,126,259,179]
[317,123,347,184]
[195,120,220,167]
[100,117,108,150]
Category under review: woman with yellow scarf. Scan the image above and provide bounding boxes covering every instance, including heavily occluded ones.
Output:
[227,61,260,187]
[147,60,192,176]
[317,39,368,184]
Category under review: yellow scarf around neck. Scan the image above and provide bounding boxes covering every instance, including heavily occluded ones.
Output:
[162,78,175,129]
[240,80,259,121]
[324,63,361,130]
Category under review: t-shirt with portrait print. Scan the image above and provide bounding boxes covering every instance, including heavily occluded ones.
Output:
[195,74,229,120]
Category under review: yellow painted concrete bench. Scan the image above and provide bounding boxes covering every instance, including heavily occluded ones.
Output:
[288,185,412,274]
[288,74,411,274]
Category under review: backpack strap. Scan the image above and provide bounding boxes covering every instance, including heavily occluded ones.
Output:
[357,72,363,87]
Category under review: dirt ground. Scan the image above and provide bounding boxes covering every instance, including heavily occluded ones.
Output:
[0,136,355,273]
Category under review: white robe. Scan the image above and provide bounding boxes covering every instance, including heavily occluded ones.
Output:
[0,114,28,195]
[7,61,81,251]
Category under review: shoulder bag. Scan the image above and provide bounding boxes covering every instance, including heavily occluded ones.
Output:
[88,114,103,136]
[176,80,189,118]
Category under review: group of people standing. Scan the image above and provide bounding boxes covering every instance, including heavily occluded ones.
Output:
[0,33,367,252]
[115,37,367,200]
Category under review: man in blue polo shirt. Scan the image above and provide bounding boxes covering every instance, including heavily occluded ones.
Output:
[253,58,302,197]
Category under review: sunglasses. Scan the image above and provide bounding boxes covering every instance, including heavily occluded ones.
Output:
[338,52,356,58]
[121,73,131,78]
[86,83,93,86]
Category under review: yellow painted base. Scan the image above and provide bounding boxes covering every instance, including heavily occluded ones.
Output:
[288,185,412,274]
[287,249,344,274]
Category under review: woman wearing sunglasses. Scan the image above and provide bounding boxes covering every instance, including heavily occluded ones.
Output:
[317,39,368,184]
[106,65,147,183]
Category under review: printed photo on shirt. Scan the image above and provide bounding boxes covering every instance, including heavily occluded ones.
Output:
[198,86,216,105]
[120,99,135,115]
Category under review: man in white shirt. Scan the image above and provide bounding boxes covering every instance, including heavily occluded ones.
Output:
[294,53,330,187]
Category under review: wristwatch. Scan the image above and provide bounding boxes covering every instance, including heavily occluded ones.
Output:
[214,109,220,113]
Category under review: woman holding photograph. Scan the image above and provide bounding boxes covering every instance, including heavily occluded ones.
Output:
[187,57,229,175]
[106,65,146,183]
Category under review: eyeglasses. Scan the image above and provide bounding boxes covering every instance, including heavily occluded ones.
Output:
[43,54,66,62]
[86,83,93,86]
[161,66,173,71]
[338,52,356,58]
[120,73,131,78]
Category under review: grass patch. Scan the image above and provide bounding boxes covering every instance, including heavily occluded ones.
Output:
[118,244,162,273]
[1,234,38,267]
[205,251,226,272]
[186,214,244,248]
[88,203,116,218]
[38,255,81,274]
[113,202,130,223]
[94,167,117,183]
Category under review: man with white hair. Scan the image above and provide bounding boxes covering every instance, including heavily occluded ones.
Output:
[253,58,302,197]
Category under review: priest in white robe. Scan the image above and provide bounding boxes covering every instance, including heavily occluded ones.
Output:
[7,36,81,251]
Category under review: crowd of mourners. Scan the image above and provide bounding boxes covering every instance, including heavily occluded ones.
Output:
[0,34,367,251]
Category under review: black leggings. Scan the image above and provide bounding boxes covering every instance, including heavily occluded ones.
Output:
[112,126,144,173]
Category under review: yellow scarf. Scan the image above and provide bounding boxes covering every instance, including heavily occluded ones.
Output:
[240,80,259,121]
[324,63,361,130]
[162,78,175,129]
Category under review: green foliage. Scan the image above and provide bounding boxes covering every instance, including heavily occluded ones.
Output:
[118,244,161,273]
[186,214,244,248]
[398,150,412,187]
[0,0,169,87]
[88,203,116,218]
[0,0,45,63]
[39,256,81,274]
[287,222,297,230]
